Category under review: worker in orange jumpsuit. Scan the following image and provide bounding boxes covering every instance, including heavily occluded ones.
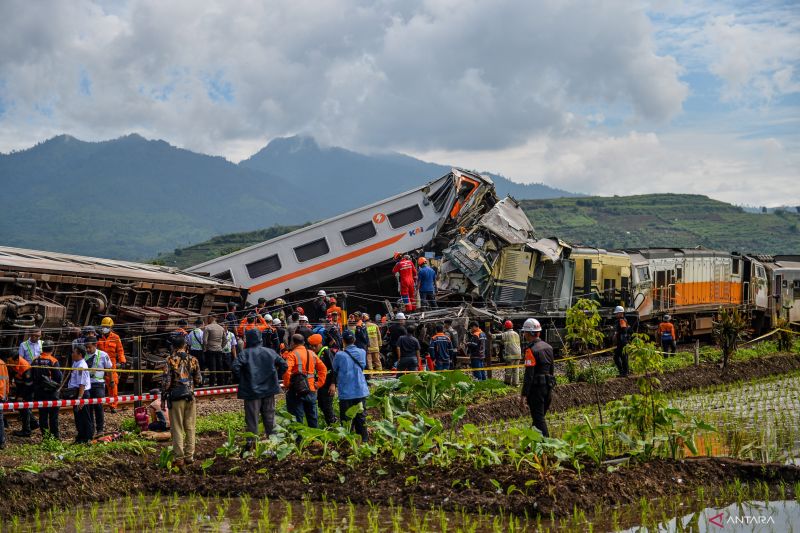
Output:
[238,312,269,338]
[392,254,418,312]
[326,297,345,328]
[657,314,677,355]
[98,317,126,412]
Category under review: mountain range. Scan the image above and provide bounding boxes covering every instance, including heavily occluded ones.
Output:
[0,134,575,260]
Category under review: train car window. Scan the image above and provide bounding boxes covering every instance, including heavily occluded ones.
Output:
[636,266,650,282]
[294,238,330,263]
[732,260,740,275]
[212,270,233,282]
[621,276,629,289]
[341,221,377,246]
[388,204,424,229]
[246,255,282,279]
[676,267,683,280]
[591,268,598,281]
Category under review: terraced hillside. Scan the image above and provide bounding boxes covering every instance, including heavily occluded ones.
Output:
[522,194,800,254]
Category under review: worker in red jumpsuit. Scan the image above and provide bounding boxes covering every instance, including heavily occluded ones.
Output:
[392,253,418,312]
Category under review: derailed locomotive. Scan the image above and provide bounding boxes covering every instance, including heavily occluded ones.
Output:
[0,246,244,384]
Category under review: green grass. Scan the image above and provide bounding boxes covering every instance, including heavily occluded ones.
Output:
[522,194,800,253]
[7,434,155,472]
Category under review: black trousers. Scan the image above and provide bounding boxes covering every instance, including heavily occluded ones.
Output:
[17,386,35,432]
[74,391,93,443]
[527,385,553,437]
[614,343,629,377]
[205,351,223,386]
[339,397,368,442]
[35,393,60,439]
[88,383,105,434]
[317,384,337,425]
[220,352,233,384]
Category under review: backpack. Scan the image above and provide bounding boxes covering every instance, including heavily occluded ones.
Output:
[169,352,195,403]
[289,347,314,396]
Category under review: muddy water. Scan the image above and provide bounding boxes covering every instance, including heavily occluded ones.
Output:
[5,494,537,533]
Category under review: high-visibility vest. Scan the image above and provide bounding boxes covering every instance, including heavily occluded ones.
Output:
[366,323,381,351]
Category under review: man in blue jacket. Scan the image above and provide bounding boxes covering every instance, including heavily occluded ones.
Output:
[417,258,437,309]
[233,329,288,446]
[333,329,369,441]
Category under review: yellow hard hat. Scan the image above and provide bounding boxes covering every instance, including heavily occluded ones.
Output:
[101,317,114,327]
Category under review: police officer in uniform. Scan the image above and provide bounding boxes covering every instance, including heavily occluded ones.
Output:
[519,318,555,437]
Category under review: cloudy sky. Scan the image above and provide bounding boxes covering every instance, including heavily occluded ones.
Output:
[1,0,798,205]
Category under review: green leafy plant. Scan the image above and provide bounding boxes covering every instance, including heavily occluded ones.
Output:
[713,307,748,370]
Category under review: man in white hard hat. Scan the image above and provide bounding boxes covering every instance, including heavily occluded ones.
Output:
[519,318,555,437]
[297,315,313,344]
[613,306,630,377]
[312,290,329,324]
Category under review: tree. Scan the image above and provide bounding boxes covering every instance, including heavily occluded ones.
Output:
[712,308,748,370]
[565,299,607,428]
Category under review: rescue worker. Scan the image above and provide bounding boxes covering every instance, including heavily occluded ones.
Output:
[392,254,417,312]
[254,297,268,317]
[327,297,344,328]
[272,318,287,352]
[272,298,287,323]
[388,313,407,356]
[161,336,203,468]
[69,344,93,444]
[519,318,555,437]
[84,335,112,436]
[428,324,453,370]
[334,330,369,441]
[613,306,630,377]
[395,325,421,372]
[224,302,239,331]
[325,314,343,351]
[466,322,487,381]
[283,334,327,428]
[354,313,368,351]
[188,318,205,375]
[9,350,34,437]
[18,328,42,363]
[296,315,313,343]
[233,329,288,447]
[364,314,383,372]
[501,320,522,386]
[658,314,677,355]
[0,355,7,448]
[309,333,337,426]
[417,257,437,309]
[31,340,63,439]
[221,322,238,384]
[286,311,300,338]
[238,312,268,339]
[312,290,329,323]
[169,320,189,350]
[202,314,226,387]
[98,317,126,413]
[444,319,460,366]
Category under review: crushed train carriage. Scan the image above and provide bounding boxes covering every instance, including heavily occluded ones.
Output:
[0,246,243,384]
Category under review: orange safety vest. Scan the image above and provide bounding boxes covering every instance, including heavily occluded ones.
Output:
[0,360,8,399]
[98,331,126,365]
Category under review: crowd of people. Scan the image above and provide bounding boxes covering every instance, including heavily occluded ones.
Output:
[0,288,561,453]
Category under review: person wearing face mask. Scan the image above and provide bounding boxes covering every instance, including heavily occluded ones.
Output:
[98,317,126,413]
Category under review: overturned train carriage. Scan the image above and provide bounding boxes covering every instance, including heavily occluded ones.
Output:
[0,246,244,383]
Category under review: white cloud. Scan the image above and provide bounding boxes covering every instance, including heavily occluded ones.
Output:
[0,0,687,158]
[413,129,800,206]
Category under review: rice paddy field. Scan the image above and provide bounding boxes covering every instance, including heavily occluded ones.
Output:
[2,340,800,532]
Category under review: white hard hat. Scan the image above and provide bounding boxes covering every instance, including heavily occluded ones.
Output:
[299,315,308,322]
[614,306,625,314]
[272,318,281,326]
[663,314,671,321]
[395,312,406,320]
[264,314,273,322]
[318,290,327,297]
[362,313,370,319]
[521,318,542,332]
[375,314,382,321]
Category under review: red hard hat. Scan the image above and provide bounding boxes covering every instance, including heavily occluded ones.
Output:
[393,252,401,260]
[418,257,427,265]
[504,320,513,330]
[296,306,304,314]
[329,297,337,304]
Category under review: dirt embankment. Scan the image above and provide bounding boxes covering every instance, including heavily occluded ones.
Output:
[445,353,800,428]
[1,436,799,521]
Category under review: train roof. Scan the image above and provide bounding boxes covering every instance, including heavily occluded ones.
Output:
[0,246,239,288]
[625,247,733,259]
